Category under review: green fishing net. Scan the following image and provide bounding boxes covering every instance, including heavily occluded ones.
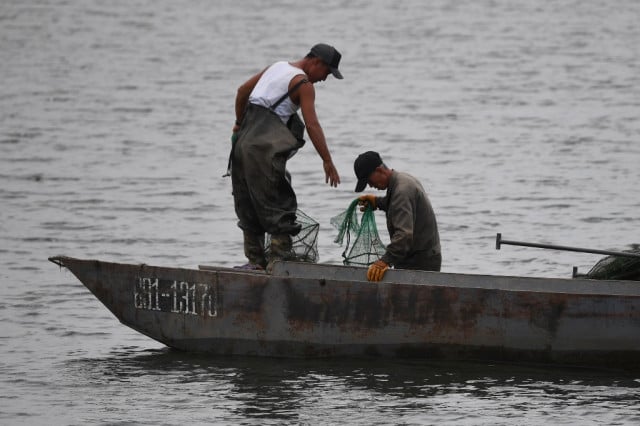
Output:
[331,199,386,266]
[264,209,319,263]
[583,245,640,281]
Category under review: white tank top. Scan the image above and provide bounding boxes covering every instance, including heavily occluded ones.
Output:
[249,61,307,123]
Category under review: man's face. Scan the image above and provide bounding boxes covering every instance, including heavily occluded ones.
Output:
[308,58,331,83]
[367,167,388,190]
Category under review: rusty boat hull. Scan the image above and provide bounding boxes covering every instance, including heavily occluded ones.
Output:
[49,256,640,369]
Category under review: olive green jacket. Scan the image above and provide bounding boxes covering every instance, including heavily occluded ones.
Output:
[376,171,441,269]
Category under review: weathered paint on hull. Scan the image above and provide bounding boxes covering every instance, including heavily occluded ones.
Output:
[49,256,640,370]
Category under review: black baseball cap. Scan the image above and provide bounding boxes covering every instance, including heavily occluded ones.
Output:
[310,43,343,79]
[354,151,383,192]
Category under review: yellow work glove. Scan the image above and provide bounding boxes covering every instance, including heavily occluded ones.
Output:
[367,260,389,282]
[358,194,377,212]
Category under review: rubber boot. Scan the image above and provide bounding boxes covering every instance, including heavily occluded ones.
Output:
[266,233,294,273]
[243,231,267,269]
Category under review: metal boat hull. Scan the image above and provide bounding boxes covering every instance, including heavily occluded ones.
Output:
[49,256,640,369]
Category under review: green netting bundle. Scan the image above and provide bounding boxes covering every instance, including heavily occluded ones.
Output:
[584,245,640,281]
[265,209,319,263]
[331,199,386,266]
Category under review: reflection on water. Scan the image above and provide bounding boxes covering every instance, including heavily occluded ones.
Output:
[59,349,640,424]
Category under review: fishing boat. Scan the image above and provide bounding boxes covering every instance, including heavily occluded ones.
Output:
[49,247,640,370]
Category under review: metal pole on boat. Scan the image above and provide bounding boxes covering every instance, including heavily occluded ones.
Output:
[495,233,640,259]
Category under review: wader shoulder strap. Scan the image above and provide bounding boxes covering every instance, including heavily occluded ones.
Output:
[270,78,308,111]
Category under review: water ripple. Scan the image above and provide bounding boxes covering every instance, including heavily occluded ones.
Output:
[1,0,639,424]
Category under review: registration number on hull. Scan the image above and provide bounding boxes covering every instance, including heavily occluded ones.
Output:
[134,277,218,317]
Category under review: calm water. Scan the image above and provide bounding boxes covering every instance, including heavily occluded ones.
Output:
[2,0,640,424]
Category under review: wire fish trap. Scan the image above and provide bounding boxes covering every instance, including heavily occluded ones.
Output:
[265,209,320,263]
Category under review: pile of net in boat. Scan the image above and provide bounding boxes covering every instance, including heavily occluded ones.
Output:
[583,245,640,280]
[331,199,386,266]
[264,209,319,263]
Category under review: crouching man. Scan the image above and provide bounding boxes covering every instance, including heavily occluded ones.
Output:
[353,151,442,282]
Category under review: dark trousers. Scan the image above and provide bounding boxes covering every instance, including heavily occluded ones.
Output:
[231,104,301,236]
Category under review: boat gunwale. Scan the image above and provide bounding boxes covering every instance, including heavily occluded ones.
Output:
[50,256,639,298]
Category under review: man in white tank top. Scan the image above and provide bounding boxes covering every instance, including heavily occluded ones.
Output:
[230,43,343,271]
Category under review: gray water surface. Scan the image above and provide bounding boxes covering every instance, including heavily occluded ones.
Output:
[1,0,639,424]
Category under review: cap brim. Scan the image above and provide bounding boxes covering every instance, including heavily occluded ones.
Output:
[330,68,343,79]
[354,178,367,192]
